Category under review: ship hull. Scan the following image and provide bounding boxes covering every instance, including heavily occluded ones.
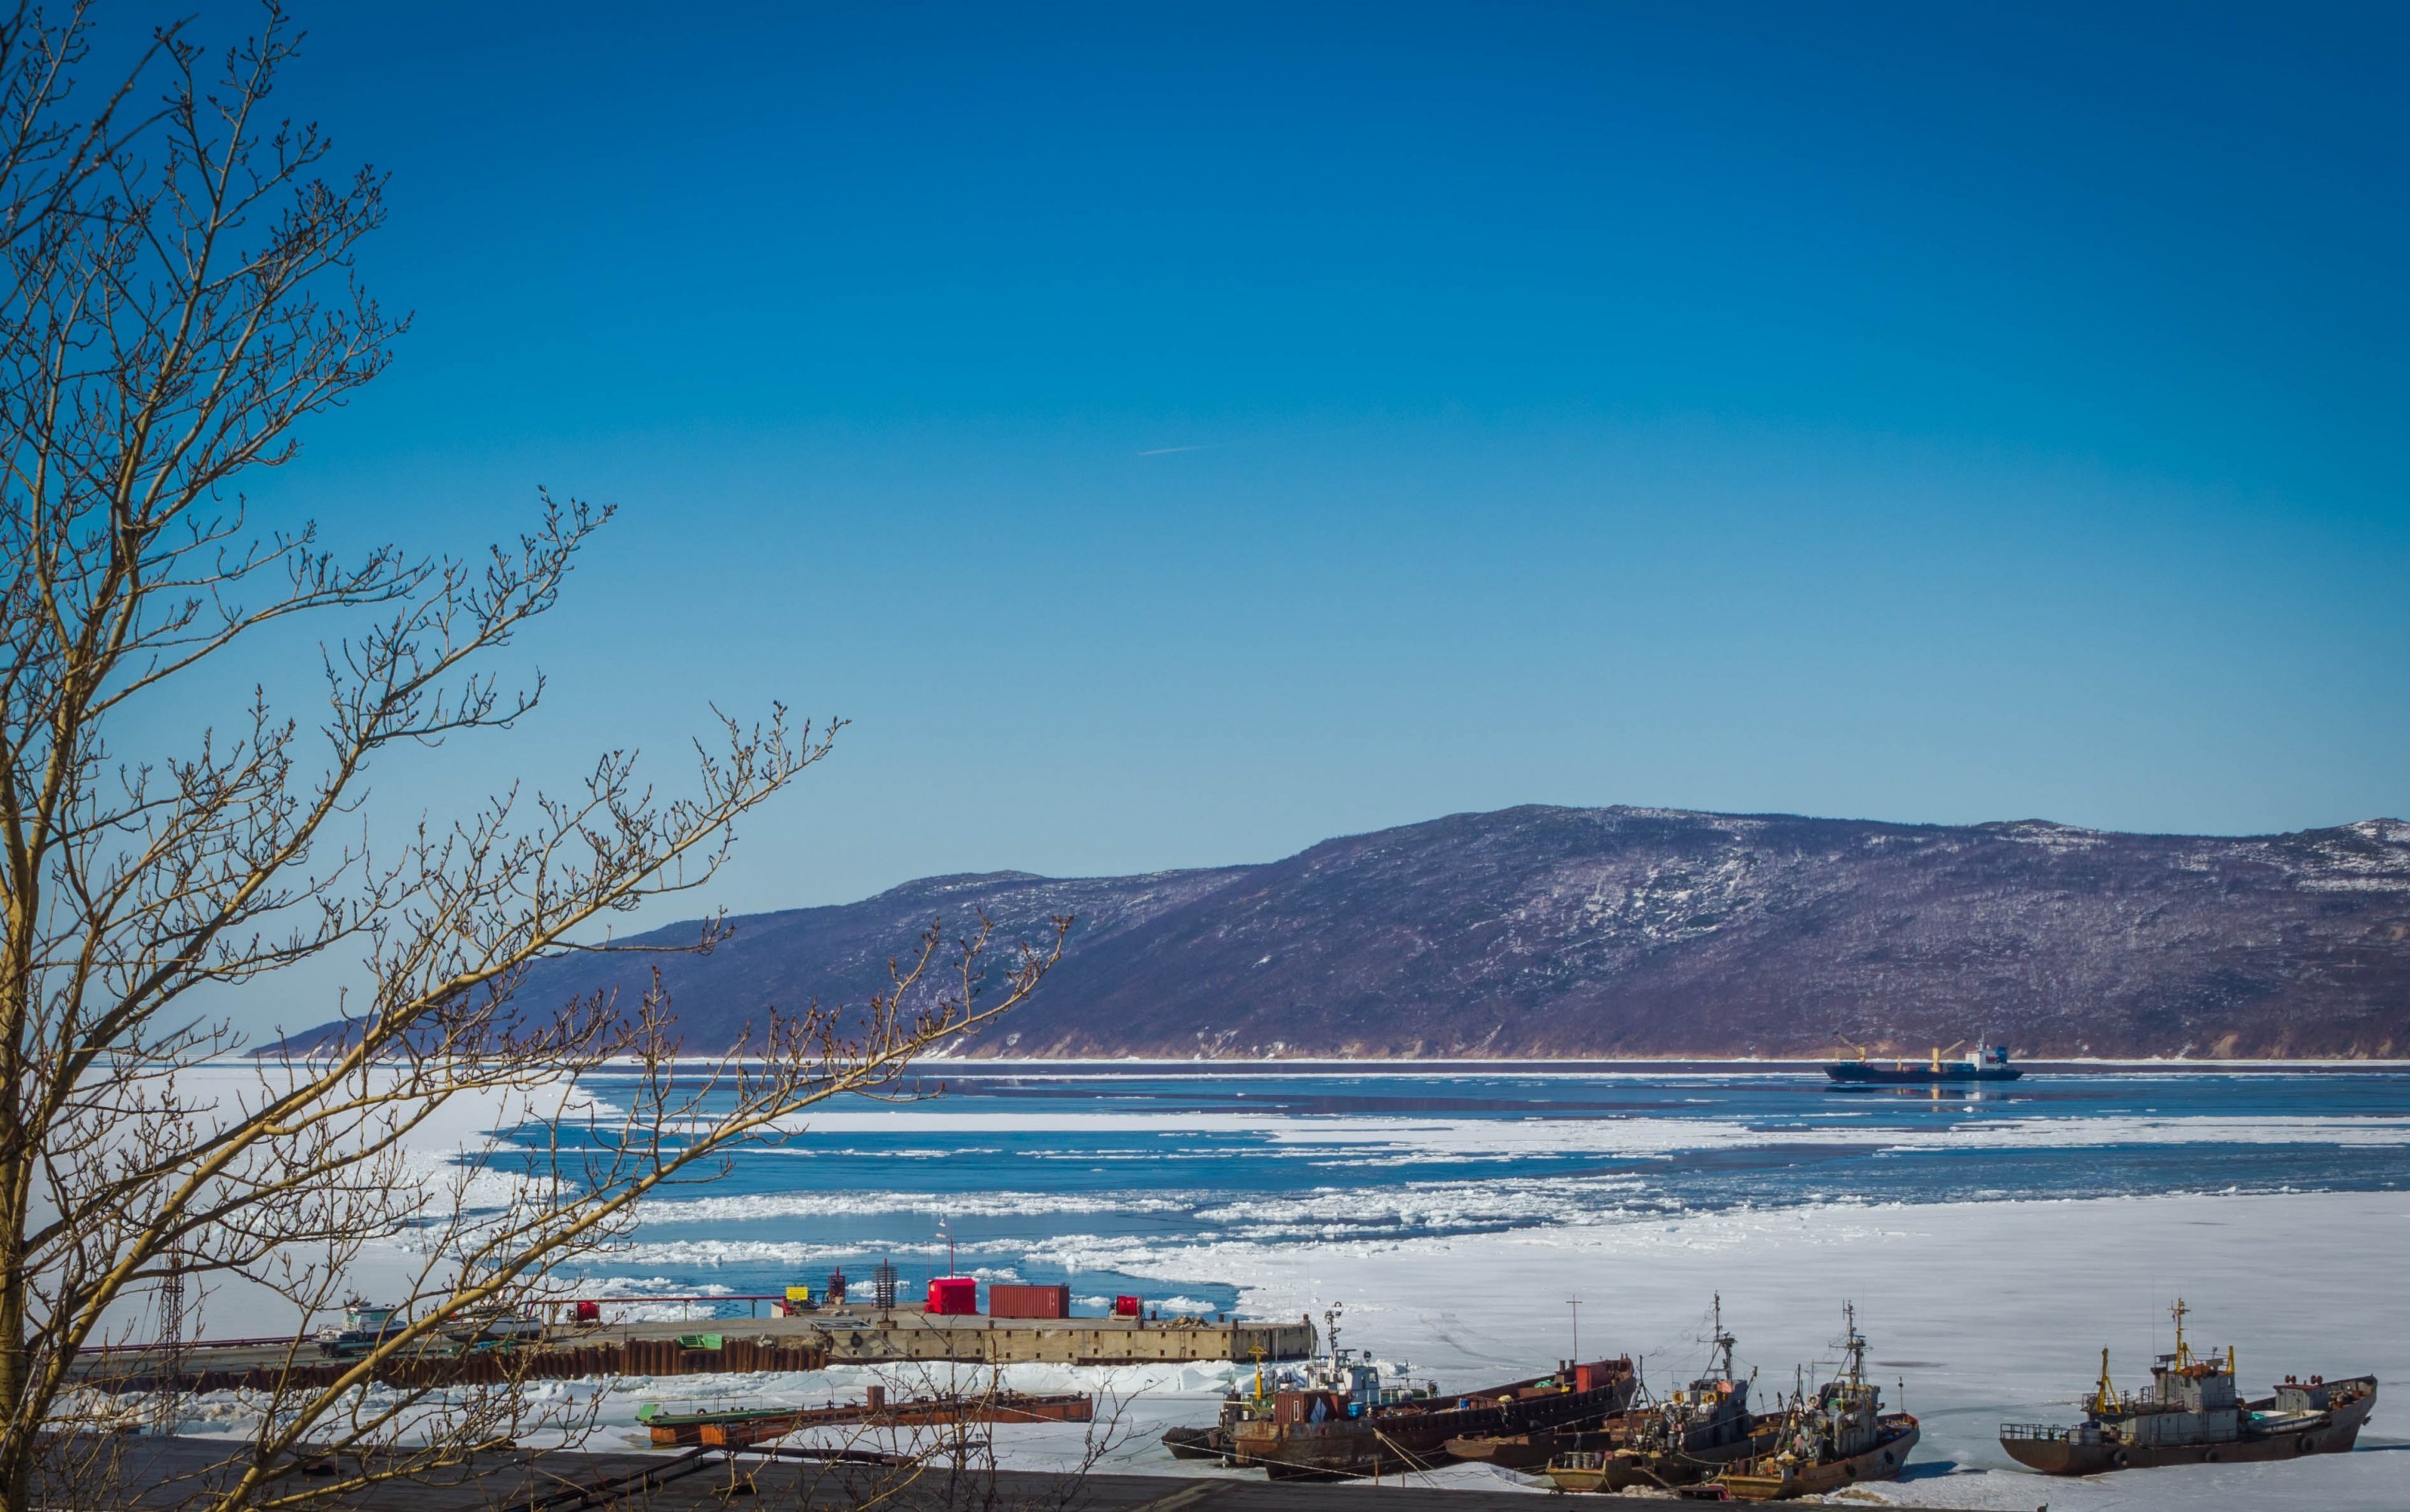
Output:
[2000,1381,2375,1476]
[1824,1065,2020,1085]
[1445,1425,1624,1472]
[1544,1428,1770,1492]
[1716,1416,1918,1501]
[1161,1426,1232,1463]
[1231,1363,1636,1481]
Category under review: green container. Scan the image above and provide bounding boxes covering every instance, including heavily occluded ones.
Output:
[676,1333,725,1351]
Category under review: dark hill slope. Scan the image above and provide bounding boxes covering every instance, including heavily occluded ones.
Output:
[492,864,1255,1047]
[423,807,2410,1058]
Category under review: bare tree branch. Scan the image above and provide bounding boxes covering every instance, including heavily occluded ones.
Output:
[0,6,1066,1510]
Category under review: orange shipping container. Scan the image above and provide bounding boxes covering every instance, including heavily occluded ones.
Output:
[986,1283,1070,1319]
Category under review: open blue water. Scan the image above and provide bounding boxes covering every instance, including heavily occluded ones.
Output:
[513,1067,2410,1318]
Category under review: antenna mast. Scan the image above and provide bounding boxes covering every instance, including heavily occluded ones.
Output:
[1840,1302,1866,1385]
[152,1244,187,1436]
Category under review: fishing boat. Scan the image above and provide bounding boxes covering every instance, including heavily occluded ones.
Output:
[1711,1305,1917,1501]
[1543,1295,1767,1491]
[1219,1306,1636,1480]
[1998,1300,2376,1474]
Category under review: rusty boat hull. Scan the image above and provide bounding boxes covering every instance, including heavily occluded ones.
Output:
[1715,1414,1918,1501]
[1545,1424,1776,1492]
[1444,1424,1627,1472]
[1161,1425,1235,1464]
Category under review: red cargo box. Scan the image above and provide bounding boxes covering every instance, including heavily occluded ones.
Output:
[926,1277,978,1315]
[1112,1294,1142,1318]
[987,1283,1070,1319]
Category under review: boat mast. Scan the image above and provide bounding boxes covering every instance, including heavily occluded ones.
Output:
[1712,1293,1737,1380]
[2093,1347,2118,1416]
[1840,1302,1866,1386]
[2170,1297,2193,1370]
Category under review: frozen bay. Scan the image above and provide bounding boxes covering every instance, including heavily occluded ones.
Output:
[441,1067,2410,1504]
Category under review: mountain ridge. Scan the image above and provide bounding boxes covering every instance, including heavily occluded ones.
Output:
[308,805,2410,1059]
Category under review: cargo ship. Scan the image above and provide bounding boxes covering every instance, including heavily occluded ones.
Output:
[1542,1295,1767,1490]
[1710,1305,1917,1501]
[1824,1037,2020,1085]
[1216,1306,1636,1480]
[1999,1300,2375,1474]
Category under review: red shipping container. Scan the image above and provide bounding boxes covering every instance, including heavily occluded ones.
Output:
[987,1283,1070,1319]
[926,1277,978,1315]
[1113,1294,1142,1318]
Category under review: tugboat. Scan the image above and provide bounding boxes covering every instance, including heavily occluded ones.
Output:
[1825,1036,2021,1085]
[1215,1306,1636,1480]
[314,1297,408,1359]
[1543,1295,1766,1491]
[1998,1299,2377,1474]
[1712,1304,1918,1501]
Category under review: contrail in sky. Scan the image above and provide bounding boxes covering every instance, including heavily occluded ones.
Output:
[1137,441,1236,456]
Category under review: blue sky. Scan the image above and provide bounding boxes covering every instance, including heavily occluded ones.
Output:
[154,1,2408,919]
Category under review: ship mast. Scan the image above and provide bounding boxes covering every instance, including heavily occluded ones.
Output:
[1840,1302,1867,1386]
[1711,1292,1737,1380]
[2170,1297,2194,1370]
[2093,1346,2118,1416]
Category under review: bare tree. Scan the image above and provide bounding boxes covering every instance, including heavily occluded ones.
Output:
[0,5,1064,1510]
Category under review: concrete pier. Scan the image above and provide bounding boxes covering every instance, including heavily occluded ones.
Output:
[80,1306,1315,1391]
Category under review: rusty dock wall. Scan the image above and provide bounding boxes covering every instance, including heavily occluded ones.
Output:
[88,1335,832,1396]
